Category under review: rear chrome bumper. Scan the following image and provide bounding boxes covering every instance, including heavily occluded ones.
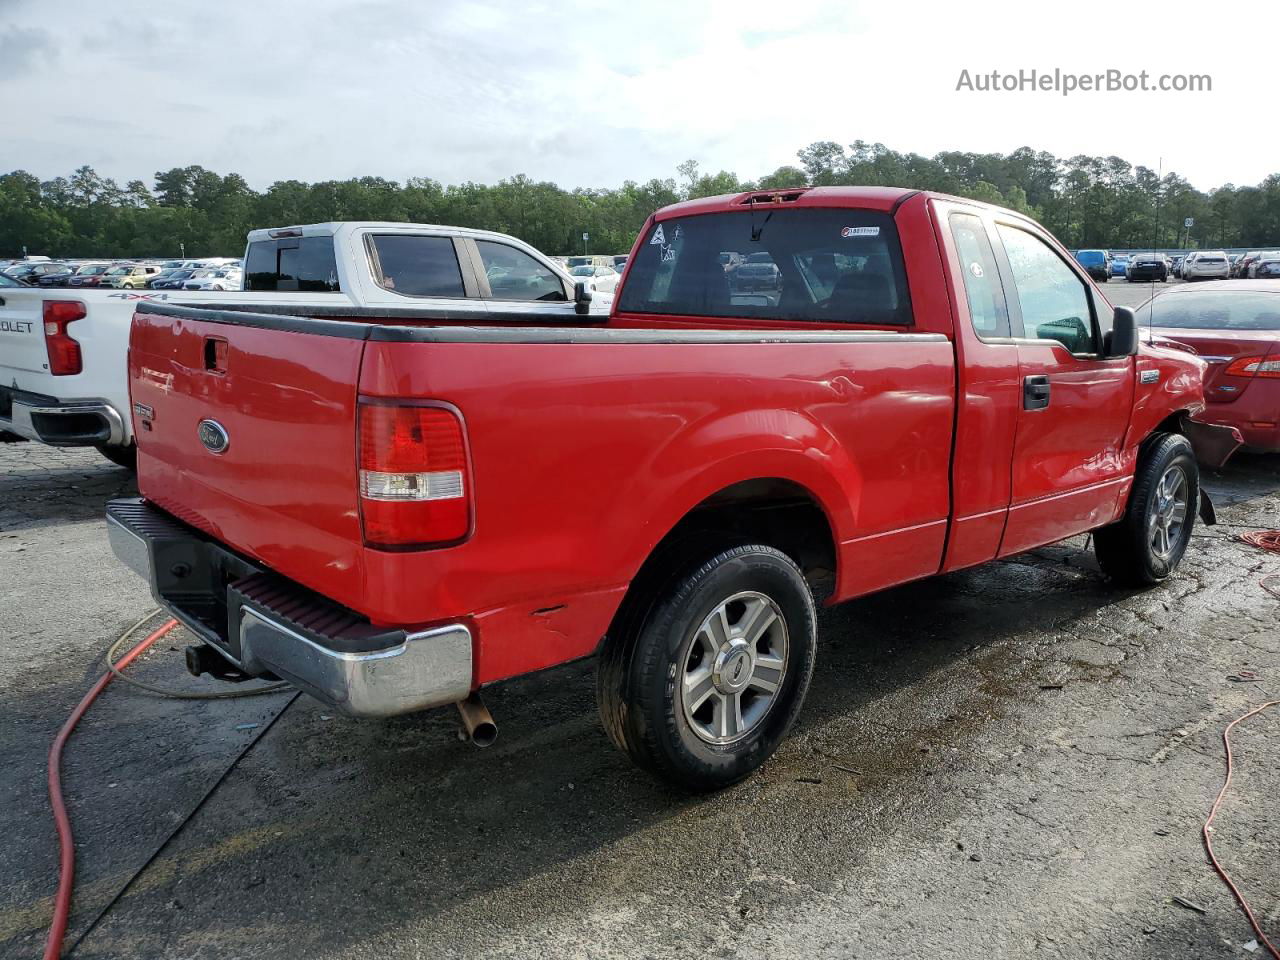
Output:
[0,387,125,446]
[106,498,473,717]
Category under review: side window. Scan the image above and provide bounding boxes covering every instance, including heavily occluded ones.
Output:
[996,225,1096,354]
[245,237,341,292]
[474,241,567,302]
[369,235,465,297]
[949,214,1010,338]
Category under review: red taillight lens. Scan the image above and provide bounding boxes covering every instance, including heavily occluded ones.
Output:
[358,402,471,547]
[1224,355,1280,379]
[43,300,86,376]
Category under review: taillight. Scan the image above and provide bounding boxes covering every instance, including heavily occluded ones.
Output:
[358,401,471,547]
[43,300,86,376]
[1224,355,1280,379]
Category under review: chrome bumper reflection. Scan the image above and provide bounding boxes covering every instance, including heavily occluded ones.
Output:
[238,609,473,718]
[1,397,125,446]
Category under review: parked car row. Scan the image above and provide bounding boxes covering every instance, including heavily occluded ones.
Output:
[1073,248,1280,284]
[1231,250,1280,279]
[550,254,628,294]
[1072,249,1177,282]
[0,256,243,290]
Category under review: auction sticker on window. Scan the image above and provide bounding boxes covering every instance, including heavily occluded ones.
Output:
[841,226,880,238]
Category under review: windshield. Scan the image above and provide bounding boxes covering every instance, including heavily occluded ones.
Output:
[1142,291,1280,330]
[569,265,594,276]
[77,265,109,275]
[0,273,18,287]
[104,266,130,275]
[617,208,911,324]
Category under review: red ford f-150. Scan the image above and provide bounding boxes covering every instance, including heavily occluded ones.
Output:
[108,187,1226,791]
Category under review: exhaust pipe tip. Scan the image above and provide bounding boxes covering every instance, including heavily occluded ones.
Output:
[469,719,498,747]
[456,692,497,747]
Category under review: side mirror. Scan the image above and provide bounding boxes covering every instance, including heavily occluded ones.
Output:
[1104,306,1139,358]
[573,280,592,315]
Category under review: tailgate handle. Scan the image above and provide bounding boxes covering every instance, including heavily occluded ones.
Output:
[1023,375,1051,411]
[204,337,229,373]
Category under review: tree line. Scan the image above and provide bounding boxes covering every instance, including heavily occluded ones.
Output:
[3,140,1279,260]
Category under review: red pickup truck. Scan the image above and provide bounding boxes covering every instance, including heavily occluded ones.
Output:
[108,188,1221,791]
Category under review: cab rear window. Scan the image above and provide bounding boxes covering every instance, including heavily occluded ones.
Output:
[617,208,911,325]
[244,236,340,292]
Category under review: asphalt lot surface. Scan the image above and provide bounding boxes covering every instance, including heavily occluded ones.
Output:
[2,288,1277,959]
[1102,275,1183,309]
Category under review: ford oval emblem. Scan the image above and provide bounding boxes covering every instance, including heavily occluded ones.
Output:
[197,419,230,455]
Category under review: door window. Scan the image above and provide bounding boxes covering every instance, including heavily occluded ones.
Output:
[369,235,465,297]
[949,213,1010,338]
[996,225,1096,354]
[474,241,567,302]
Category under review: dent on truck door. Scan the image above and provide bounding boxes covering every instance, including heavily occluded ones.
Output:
[993,222,1133,556]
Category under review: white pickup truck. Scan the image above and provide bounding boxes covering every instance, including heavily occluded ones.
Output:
[0,222,608,469]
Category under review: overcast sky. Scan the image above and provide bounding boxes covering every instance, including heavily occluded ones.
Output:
[2,0,1270,193]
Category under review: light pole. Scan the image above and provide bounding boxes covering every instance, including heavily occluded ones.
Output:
[180,242,186,260]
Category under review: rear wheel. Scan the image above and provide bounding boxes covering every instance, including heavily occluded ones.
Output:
[597,544,816,792]
[97,443,137,471]
[1094,433,1197,586]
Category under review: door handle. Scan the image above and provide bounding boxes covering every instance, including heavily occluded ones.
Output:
[1023,375,1051,411]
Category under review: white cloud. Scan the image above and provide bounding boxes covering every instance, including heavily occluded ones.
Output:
[0,0,1270,191]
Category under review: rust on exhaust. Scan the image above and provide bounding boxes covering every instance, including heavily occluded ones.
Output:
[456,692,497,747]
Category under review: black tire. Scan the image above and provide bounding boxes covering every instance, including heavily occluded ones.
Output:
[1094,433,1197,586]
[597,544,816,792]
[97,443,137,471]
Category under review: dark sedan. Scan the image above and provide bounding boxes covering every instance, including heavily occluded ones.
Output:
[54,263,113,288]
[4,261,74,286]
[1126,254,1168,283]
[733,253,783,292]
[149,268,198,289]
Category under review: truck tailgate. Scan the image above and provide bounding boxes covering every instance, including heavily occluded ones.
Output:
[130,307,368,608]
[0,289,51,376]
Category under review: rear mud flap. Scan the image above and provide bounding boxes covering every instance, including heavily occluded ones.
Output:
[1198,489,1217,527]
[1181,417,1242,471]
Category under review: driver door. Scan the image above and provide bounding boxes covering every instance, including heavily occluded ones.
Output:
[993,220,1135,556]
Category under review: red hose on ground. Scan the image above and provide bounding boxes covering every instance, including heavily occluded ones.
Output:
[1203,699,1280,960]
[43,618,178,960]
[1238,530,1280,552]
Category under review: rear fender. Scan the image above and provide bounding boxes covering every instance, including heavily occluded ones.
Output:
[624,409,858,577]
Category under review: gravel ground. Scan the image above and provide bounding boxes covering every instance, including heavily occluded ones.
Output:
[1,416,1277,959]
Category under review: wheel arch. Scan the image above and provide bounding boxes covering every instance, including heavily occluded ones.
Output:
[603,474,841,651]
